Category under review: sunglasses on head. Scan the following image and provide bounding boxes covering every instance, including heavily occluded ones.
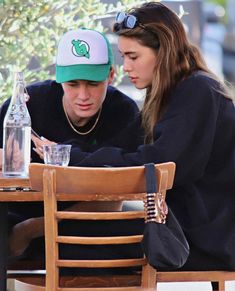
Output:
[114,11,160,48]
[115,11,148,31]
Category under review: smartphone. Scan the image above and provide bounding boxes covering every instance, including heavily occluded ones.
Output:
[31,128,41,139]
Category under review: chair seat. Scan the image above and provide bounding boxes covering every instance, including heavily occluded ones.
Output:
[15,270,235,291]
[15,274,143,290]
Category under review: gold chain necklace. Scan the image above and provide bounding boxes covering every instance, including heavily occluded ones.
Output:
[62,97,102,135]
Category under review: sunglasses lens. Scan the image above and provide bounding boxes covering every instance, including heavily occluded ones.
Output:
[125,15,137,28]
[115,12,126,23]
[115,12,138,30]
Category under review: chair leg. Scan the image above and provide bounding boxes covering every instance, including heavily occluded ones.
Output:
[211,281,225,291]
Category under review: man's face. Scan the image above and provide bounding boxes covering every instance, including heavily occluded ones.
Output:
[62,69,114,125]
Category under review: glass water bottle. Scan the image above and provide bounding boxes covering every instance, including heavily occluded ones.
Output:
[2,72,31,177]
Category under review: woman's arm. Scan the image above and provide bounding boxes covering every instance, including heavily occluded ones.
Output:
[69,74,226,187]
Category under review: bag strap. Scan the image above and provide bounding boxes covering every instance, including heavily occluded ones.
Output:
[144,163,168,224]
[144,163,157,194]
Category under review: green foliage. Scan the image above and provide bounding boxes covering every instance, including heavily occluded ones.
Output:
[0,0,146,102]
[206,0,227,8]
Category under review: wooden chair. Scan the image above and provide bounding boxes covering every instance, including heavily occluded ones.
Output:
[15,162,175,290]
[12,163,235,291]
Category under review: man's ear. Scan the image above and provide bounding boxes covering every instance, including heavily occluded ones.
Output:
[107,66,115,85]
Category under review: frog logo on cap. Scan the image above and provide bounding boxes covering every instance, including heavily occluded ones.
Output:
[71,39,90,59]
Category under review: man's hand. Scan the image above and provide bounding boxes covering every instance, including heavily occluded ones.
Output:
[31,135,56,160]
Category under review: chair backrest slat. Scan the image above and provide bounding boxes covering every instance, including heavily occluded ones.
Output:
[56,211,145,220]
[56,235,143,245]
[29,163,175,195]
[57,258,147,268]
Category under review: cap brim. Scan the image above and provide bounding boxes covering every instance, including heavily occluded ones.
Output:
[56,64,111,83]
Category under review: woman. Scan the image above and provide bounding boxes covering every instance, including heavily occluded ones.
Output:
[69,2,235,271]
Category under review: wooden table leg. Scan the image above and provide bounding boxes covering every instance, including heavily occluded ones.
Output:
[0,202,8,291]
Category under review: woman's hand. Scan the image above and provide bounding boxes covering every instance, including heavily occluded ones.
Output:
[31,135,56,160]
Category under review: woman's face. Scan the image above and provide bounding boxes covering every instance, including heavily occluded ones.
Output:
[118,36,157,89]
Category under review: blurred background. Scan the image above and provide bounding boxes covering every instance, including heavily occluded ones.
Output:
[0,0,235,105]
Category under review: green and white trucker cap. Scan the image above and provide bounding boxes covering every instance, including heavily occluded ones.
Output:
[56,28,114,83]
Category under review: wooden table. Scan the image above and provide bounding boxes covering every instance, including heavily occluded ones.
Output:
[0,174,43,291]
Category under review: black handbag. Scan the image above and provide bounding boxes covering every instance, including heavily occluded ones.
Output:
[141,163,189,270]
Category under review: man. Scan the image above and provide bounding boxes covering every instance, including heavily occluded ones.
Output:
[1,28,139,161]
[0,28,139,258]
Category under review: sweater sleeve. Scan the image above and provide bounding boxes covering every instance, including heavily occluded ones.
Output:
[67,74,223,186]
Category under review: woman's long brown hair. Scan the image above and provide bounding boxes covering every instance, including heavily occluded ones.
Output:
[114,2,231,143]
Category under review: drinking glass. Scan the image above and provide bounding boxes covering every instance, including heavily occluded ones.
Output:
[43,144,71,166]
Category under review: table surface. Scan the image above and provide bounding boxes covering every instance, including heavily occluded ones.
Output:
[0,174,43,202]
[0,173,29,187]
